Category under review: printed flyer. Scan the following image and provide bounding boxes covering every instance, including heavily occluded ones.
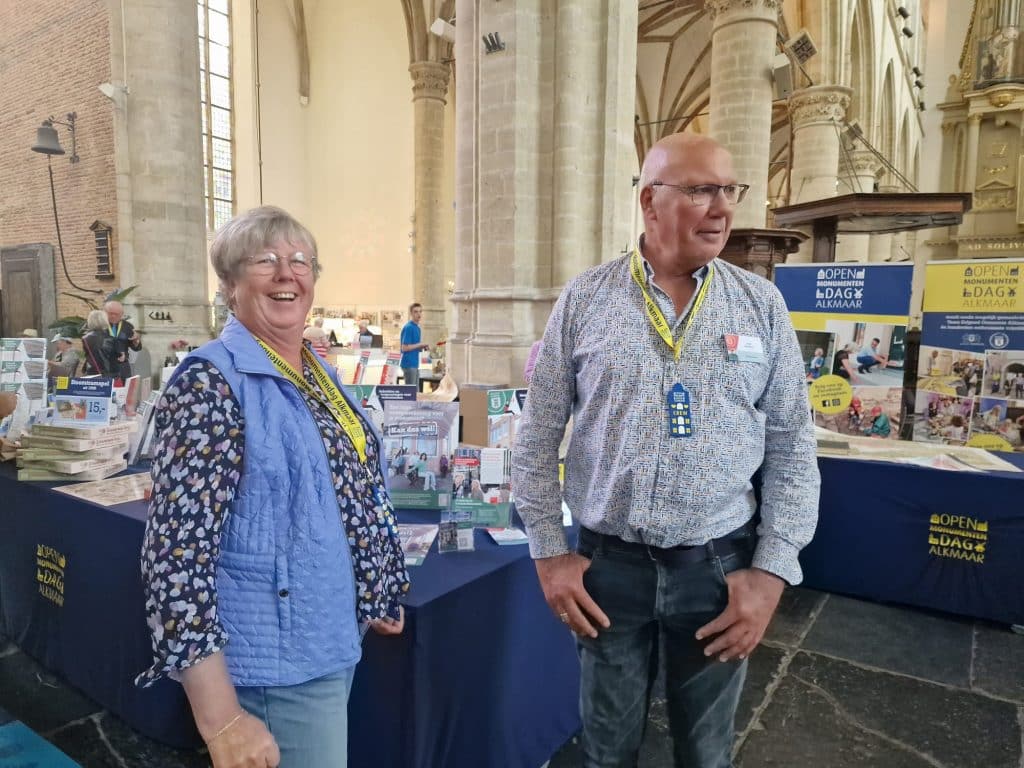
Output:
[774,263,913,441]
[487,389,528,448]
[915,259,1024,452]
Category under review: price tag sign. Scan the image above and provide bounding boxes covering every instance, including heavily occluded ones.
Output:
[53,378,113,425]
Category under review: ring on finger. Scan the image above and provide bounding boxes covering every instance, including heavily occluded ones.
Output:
[558,611,569,623]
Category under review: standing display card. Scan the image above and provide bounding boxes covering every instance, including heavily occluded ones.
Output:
[382,400,459,509]
[486,388,528,448]
[449,446,512,527]
[52,378,113,426]
[346,384,417,434]
[0,338,48,433]
[437,519,475,553]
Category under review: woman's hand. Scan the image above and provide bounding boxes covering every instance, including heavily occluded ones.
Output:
[369,605,405,636]
[206,711,280,768]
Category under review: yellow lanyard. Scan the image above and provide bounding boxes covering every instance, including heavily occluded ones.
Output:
[108,323,121,337]
[256,339,368,463]
[629,249,714,360]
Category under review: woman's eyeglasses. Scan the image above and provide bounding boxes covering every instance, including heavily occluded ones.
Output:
[246,251,316,276]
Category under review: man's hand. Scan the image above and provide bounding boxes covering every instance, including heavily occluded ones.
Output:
[206,712,280,768]
[695,568,785,662]
[535,553,610,638]
[369,605,405,636]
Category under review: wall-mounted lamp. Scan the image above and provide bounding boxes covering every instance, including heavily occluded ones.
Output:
[902,26,914,38]
[914,79,925,89]
[482,32,505,54]
[897,6,910,18]
[32,113,78,163]
[912,66,923,77]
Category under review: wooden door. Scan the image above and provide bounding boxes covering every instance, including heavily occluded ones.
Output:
[1,244,56,337]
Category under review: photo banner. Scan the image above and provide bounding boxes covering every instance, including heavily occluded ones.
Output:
[916,259,1024,453]
[774,263,913,441]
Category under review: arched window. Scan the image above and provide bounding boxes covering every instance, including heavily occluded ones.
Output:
[198,0,234,231]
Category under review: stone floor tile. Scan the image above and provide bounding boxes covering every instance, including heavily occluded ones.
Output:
[49,714,207,768]
[763,587,827,648]
[0,651,101,733]
[736,645,787,736]
[971,621,1024,703]
[736,651,1021,768]
[801,594,974,687]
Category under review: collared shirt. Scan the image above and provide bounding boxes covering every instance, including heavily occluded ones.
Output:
[511,251,820,585]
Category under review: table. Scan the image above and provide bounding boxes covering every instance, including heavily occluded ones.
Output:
[0,465,581,766]
[800,453,1024,626]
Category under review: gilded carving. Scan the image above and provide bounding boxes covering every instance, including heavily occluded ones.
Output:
[988,90,1016,108]
[974,189,1016,210]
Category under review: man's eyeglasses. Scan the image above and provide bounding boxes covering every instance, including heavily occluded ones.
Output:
[246,251,317,276]
[650,182,750,206]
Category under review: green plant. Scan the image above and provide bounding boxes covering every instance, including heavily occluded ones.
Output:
[48,285,139,338]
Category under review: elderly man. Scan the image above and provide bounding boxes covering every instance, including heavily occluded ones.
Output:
[47,334,81,379]
[104,300,142,381]
[512,133,820,768]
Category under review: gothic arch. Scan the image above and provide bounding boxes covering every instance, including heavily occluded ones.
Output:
[846,0,874,128]
[877,63,895,175]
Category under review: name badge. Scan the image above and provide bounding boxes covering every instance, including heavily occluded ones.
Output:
[724,333,765,363]
[667,383,693,438]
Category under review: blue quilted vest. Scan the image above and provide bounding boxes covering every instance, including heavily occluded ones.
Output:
[183,316,365,686]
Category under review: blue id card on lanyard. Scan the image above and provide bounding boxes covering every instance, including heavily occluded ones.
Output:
[667,383,693,438]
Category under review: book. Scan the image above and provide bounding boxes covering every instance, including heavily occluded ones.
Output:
[17,453,128,474]
[17,458,127,482]
[16,443,128,463]
[398,523,439,566]
[19,433,132,452]
[31,420,138,440]
[486,527,530,545]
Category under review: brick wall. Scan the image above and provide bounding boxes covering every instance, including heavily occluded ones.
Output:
[0,0,116,323]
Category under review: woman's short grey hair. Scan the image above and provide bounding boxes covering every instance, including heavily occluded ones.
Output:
[85,309,108,332]
[210,206,321,285]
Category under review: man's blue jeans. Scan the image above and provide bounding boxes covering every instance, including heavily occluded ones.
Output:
[576,530,754,768]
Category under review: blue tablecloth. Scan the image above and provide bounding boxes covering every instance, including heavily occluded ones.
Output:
[800,453,1024,626]
[0,465,580,766]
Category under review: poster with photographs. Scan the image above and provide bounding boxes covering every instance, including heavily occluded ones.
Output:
[918,260,1024,453]
[382,400,459,508]
[775,263,913,442]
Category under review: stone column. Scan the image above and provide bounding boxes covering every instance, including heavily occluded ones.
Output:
[410,61,451,349]
[706,0,780,228]
[786,84,851,262]
[867,182,900,262]
[835,149,879,262]
[449,0,638,385]
[111,0,210,358]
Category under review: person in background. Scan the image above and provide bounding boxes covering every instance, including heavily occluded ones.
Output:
[512,133,819,768]
[104,300,142,381]
[302,317,331,359]
[863,405,891,438]
[807,347,825,381]
[833,343,860,383]
[400,303,429,388]
[80,310,119,378]
[138,206,408,768]
[352,319,374,350]
[855,337,889,374]
[47,334,81,379]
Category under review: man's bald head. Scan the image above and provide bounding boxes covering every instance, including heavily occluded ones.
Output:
[638,134,730,191]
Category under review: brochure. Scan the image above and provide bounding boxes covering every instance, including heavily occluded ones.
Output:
[487,389,528,448]
[53,471,153,506]
[397,523,439,566]
[346,385,417,435]
[486,527,530,545]
[449,446,512,527]
[382,400,459,509]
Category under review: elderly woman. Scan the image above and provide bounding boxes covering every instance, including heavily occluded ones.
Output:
[138,206,409,767]
[80,309,118,377]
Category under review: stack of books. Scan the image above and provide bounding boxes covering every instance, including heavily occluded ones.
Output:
[15,420,137,481]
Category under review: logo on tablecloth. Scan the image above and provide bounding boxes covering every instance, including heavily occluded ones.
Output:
[927,514,987,564]
[36,544,67,606]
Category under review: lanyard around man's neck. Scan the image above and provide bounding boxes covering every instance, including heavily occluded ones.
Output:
[108,322,121,337]
[629,248,713,360]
